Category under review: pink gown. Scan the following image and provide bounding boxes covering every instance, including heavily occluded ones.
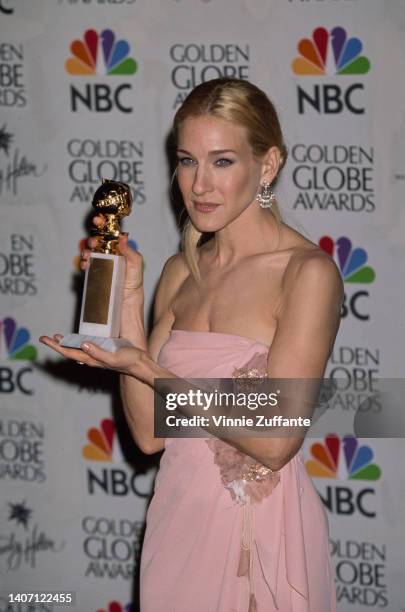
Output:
[140,330,336,612]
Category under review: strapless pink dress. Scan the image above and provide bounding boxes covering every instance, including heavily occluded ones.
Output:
[140,330,336,612]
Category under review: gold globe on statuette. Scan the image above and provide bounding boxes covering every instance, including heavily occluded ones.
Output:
[60,179,133,353]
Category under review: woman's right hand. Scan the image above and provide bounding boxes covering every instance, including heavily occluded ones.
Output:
[81,214,144,302]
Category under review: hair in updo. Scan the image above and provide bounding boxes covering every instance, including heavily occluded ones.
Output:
[172,78,288,281]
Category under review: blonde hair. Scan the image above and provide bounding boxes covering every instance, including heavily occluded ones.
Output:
[172,78,288,281]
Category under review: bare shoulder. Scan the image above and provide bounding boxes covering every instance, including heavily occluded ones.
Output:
[275,224,341,292]
[288,246,342,284]
[281,245,344,310]
[160,252,189,286]
[154,252,190,317]
[148,253,190,358]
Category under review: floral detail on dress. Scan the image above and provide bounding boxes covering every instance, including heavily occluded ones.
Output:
[206,437,280,504]
[232,351,269,392]
[205,351,280,505]
[205,351,281,612]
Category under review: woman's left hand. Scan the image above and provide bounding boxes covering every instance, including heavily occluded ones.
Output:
[39,334,150,379]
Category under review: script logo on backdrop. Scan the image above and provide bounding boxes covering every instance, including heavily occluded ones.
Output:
[82,515,143,581]
[67,138,146,204]
[291,143,375,212]
[306,434,381,517]
[0,234,37,297]
[331,537,388,608]
[0,42,25,108]
[82,418,153,497]
[292,27,370,114]
[0,125,47,197]
[0,417,46,483]
[0,317,36,395]
[66,29,138,113]
[0,500,65,572]
[170,43,250,109]
[320,236,375,321]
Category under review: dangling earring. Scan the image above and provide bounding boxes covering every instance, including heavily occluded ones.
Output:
[256,181,275,208]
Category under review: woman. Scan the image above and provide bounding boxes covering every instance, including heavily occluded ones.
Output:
[41,78,343,611]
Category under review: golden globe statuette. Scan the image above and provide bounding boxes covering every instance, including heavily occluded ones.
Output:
[60,179,133,353]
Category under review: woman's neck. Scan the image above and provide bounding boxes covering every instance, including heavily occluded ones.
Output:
[207,207,281,267]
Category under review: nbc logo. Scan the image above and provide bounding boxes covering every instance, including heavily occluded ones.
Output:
[320,236,374,321]
[66,29,138,113]
[96,602,133,612]
[83,418,153,497]
[0,317,36,395]
[66,29,137,76]
[306,434,381,480]
[0,317,37,361]
[292,27,370,76]
[292,27,370,114]
[82,418,117,462]
[306,434,381,517]
[319,236,375,284]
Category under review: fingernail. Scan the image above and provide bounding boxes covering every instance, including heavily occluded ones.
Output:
[82,343,90,351]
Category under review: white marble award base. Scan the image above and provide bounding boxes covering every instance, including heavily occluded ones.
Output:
[60,333,133,353]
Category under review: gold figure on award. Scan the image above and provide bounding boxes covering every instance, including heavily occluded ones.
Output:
[60,179,133,353]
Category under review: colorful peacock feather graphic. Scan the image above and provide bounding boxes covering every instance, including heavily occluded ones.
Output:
[0,317,37,360]
[66,29,137,75]
[96,601,133,612]
[82,418,115,461]
[319,236,375,283]
[306,434,381,480]
[292,27,370,76]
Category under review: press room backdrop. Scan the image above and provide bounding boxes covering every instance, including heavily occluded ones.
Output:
[1,1,404,610]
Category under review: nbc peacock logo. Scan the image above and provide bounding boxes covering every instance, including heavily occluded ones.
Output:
[292,27,370,114]
[292,27,370,76]
[82,418,115,462]
[306,434,381,481]
[0,317,37,361]
[319,236,375,284]
[66,29,138,113]
[82,418,148,497]
[66,29,137,76]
